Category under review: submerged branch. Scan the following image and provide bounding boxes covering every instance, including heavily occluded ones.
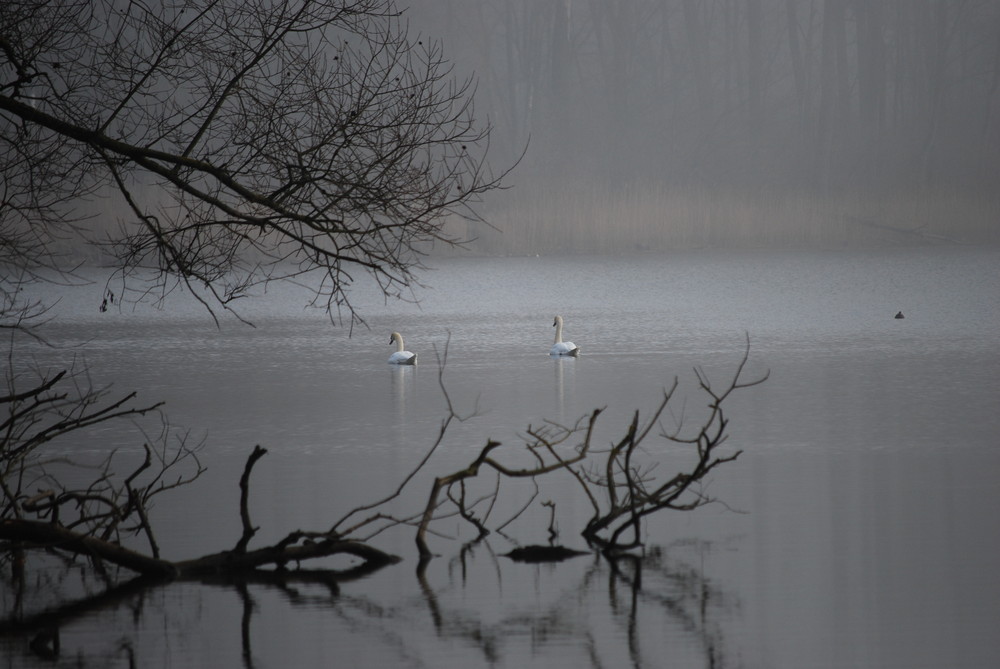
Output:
[235,445,268,553]
[0,519,177,578]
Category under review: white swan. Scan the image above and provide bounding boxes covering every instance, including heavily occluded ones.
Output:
[550,315,580,357]
[388,332,417,365]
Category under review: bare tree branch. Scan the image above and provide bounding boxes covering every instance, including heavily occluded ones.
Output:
[1,0,511,325]
[235,445,268,554]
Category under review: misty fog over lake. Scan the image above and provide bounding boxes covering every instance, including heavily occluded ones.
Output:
[4,1,1000,668]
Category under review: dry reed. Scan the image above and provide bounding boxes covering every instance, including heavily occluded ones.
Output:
[460,184,1000,256]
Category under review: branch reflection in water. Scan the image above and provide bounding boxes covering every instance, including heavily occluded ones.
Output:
[412,539,740,668]
[2,538,740,667]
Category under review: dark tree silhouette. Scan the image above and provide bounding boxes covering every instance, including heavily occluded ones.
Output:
[1,0,764,628]
[413,336,766,560]
[1,0,505,324]
[1,0,505,579]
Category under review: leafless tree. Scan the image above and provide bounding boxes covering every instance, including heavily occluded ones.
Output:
[0,0,502,575]
[412,335,767,560]
[2,332,764,587]
[577,339,767,551]
[1,0,506,582]
[1,0,765,630]
[1,0,507,324]
[1,353,205,578]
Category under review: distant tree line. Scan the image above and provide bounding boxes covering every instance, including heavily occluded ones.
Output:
[409,0,1000,194]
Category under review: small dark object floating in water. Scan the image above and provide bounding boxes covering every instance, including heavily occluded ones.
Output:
[894,311,905,319]
[504,545,589,563]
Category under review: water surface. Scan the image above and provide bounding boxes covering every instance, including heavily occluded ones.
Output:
[4,246,999,668]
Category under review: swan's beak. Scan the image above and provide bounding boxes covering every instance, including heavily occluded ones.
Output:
[552,319,557,327]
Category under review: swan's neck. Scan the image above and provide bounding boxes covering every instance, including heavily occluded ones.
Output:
[395,336,405,352]
[554,319,563,344]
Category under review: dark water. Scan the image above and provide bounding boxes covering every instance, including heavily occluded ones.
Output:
[4,246,999,667]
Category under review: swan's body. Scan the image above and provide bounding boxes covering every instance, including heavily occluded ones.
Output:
[550,315,580,357]
[388,332,417,365]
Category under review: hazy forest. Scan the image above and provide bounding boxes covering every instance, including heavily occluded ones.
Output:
[401,0,1000,252]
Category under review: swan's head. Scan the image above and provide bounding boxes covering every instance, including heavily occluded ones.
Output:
[389,331,402,344]
[553,315,562,327]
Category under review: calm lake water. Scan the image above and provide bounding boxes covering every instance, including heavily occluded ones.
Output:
[4,245,1000,668]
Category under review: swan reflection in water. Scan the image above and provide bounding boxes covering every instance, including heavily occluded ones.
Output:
[553,352,577,422]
